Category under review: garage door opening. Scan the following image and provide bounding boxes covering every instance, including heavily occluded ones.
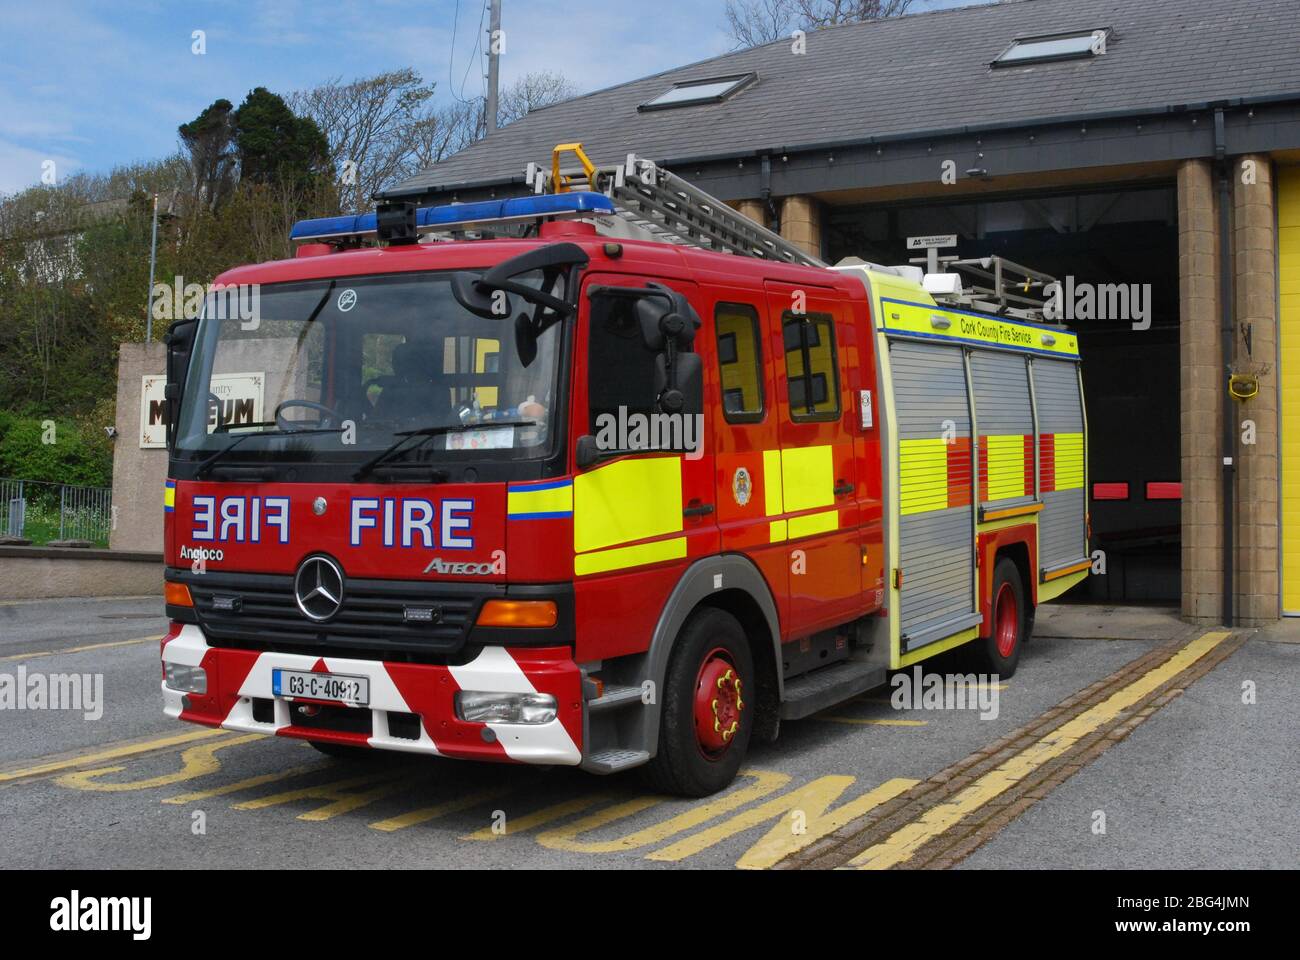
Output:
[825,182,1180,602]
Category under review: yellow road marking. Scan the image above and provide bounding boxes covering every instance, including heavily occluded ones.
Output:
[0,728,230,784]
[817,717,928,726]
[0,635,160,664]
[370,788,511,832]
[650,776,918,868]
[535,769,790,854]
[233,769,416,821]
[164,763,325,805]
[462,795,608,840]
[847,631,1231,869]
[55,733,263,792]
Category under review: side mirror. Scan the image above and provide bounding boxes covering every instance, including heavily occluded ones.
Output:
[655,352,703,416]
[163,317,198,451]
[575,434,602,469]
[451,272,507,320]
[452,243,588,320]
[635,290,698,353]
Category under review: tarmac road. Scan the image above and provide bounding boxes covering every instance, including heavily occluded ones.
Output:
[0,596,1293,870]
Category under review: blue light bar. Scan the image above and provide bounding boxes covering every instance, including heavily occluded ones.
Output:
[290,191,616,243]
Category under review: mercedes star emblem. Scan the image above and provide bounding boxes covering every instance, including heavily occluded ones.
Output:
[294,555,344,622]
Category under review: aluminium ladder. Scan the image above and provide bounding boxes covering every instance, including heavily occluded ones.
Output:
[524,143,827,269]
[523,143,1057,322]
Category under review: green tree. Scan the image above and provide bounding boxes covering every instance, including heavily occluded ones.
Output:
[234,87,330,190]
[178,98,238,211]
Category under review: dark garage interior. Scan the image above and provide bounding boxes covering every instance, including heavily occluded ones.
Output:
[825,182,1181,603]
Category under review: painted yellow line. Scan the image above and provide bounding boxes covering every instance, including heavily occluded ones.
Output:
[817,717,928,727]
[650,776,918,869]
[847,631,1231,869]
[0,634,160,664]
[370,787,511,832]
[0,728,231,784]
[164,763,325,805]
[534,769,790,854]
[55,734,264,793]
[462,795,609,841]
[233,769,415,821]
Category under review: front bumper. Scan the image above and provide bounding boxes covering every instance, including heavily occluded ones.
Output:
[161,624,582,765]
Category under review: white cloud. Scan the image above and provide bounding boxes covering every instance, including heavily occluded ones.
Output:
[0,139,81,197]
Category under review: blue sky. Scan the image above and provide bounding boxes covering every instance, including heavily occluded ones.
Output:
[0,0,985,195]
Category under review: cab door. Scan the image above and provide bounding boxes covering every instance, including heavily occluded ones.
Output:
[564,272,719,661]
[708,292,789,633]
[764,281,861,636]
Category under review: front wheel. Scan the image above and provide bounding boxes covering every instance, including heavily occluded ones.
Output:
[641,607,754,797]
[968,557,1027,679]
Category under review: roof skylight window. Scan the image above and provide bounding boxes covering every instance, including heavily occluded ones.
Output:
[639,73,756,111]
[993,29,1110,67]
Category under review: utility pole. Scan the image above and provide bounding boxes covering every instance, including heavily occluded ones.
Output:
[485,0,502,134]
[145,193,159,342]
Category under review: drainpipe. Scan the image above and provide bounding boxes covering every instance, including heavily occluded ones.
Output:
[1215,107,1235,627]
[760,153,778,232]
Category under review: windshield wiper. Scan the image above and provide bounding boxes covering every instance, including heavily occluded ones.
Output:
[194,426,344,478]
[353,420,537,481]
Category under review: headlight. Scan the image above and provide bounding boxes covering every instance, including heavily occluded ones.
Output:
[163,662,207,695]
[455,691,556,724]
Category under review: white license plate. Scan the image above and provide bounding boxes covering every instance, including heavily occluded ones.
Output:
[273,669,369,707]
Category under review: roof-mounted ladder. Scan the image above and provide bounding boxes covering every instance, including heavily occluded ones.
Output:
[933,256,1058,322]
[524,143,827,269]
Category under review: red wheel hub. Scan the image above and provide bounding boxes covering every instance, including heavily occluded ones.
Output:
[694,648,744,759]
[994,582,1019,658]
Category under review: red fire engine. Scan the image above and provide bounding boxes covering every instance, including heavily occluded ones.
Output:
[160,144,1089,796]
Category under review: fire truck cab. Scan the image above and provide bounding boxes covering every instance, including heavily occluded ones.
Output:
[160,149,1089,797]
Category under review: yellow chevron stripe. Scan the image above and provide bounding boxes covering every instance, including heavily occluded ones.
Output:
[574,537,687,576]
[899,438,949,515]
[1053,433,1085,490]
[985,434,1026,502]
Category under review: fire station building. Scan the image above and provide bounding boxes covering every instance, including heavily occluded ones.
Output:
[390,0,1300,626]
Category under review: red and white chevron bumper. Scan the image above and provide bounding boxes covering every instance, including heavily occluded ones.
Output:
[160,624,582,764]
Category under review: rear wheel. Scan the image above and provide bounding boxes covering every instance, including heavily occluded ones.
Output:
[968,557,1027,678]
[642,607,754,797]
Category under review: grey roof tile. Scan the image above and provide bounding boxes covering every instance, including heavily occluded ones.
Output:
[393,0,1300,195]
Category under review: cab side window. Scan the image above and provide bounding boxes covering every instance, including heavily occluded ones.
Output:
[587,290,659,430]
[715,302,764,423]
[782,311,840,421]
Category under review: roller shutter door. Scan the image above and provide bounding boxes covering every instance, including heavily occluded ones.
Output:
[1033,357,1088,574]
[891,340,978,649]
[970,351,1035,510]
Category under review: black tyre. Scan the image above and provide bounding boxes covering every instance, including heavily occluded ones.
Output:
[641,607,755,798]
[967,557,1027,679]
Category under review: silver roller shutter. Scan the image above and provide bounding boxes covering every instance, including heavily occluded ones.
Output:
[1033,357,1088,573]
[970,350,1035,509]
[890,340,979,649]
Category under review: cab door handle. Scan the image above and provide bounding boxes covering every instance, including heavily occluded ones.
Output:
[683,501,715,518]
[834,480,854,497]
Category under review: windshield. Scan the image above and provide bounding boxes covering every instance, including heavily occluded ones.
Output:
[174,270,562,470]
